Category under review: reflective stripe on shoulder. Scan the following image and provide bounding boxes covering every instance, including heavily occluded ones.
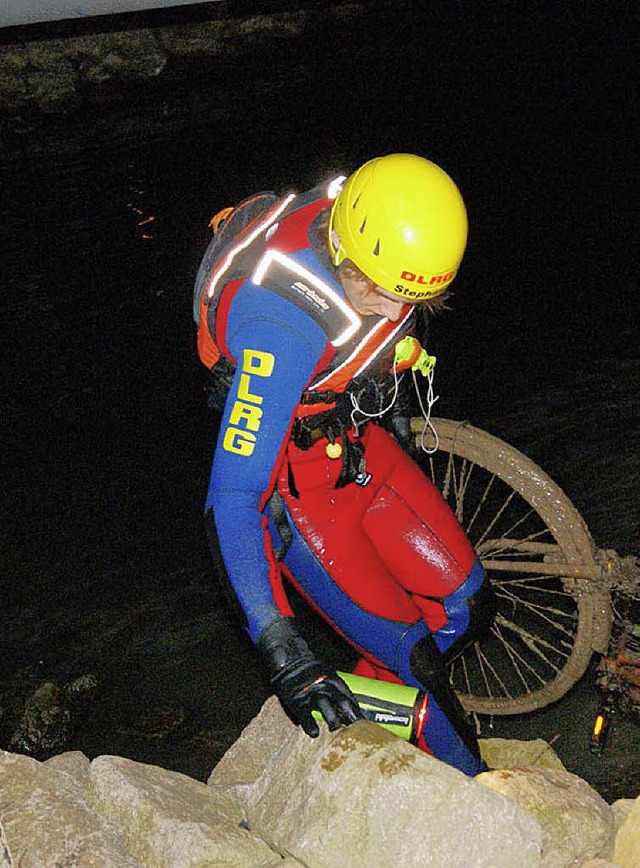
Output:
[205,194,296,304]
[252,249,361,347]
[311,309,413,392]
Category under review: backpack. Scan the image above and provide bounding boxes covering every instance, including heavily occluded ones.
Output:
[193,191,279,326]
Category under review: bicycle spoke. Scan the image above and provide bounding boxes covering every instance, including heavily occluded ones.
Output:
[441,452,455,501]
[450,457,470,522]
[496,586,576,626]
[474,641,496,699]
[426,454,437,487]
[498,578,574,595]
[487,508,541,551]
[490,623,531,693]
[492,621,551,687]
[463,468,496,538]
[497,614,570,667]
[457,652,473,698]
[473,639,513,699]
[474,489,517,551]
[480,527,555,559]
[497,587,577,643]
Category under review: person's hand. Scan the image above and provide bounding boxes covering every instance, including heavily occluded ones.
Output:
[273,656,363,737]
[257,617,363,737]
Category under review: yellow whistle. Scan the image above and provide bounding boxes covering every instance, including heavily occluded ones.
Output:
[325,441,343,459]
[394,336,436,376]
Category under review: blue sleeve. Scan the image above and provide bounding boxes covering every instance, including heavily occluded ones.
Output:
[205,282,328,642]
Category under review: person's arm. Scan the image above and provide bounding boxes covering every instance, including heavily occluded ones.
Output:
[205,287,362,734]
[206,296,322,639]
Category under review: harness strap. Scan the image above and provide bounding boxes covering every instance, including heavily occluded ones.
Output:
[269,489,294,561]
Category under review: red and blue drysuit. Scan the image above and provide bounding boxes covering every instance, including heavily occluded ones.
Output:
[195,184,492,775]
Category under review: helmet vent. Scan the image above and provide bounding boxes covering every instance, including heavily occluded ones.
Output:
[359,217,367,233]
[372,239,380,256]
[352,193,361,209]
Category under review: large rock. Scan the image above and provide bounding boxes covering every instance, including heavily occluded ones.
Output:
[211,699,545,867]
[208,695,297,789]
[479,737,567,770]
[90,754,279,867]
[0,30,166,114]
[612,795,640,868]
[0,822,11,867]
[477,766,615,867]
[72,32,167,83]
[611,797,636,827]
[0,749,139,866]
[7,681,74,759]
[158,13,306,58]
[0,6,366,116]
[43,749,91,788]
[0,48,30,112]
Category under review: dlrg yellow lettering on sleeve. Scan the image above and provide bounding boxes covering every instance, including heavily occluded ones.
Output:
[243,349,274,377]
[222,427,256,455]
[229,401,262,431]
[222,349,275,456]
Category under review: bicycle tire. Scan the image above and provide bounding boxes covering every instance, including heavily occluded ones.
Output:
[411,417,612,715]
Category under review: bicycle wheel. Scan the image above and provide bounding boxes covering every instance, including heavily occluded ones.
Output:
[410,417,613,715]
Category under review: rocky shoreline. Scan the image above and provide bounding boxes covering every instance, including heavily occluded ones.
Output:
[0,1,371,164]
[2,698,639,867]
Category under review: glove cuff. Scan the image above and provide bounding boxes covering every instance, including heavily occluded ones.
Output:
[257,617,314,679]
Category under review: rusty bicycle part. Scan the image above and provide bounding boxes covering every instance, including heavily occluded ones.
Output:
[410,417,617,715]
[590,553,640,750]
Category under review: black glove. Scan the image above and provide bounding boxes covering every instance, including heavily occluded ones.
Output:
[257,617,363,737]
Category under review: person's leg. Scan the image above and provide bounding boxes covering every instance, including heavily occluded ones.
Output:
[351,658,403,683]
[279,426,495,660]
[358,424,495,772]
[280,517,484,774]
[359,424,496,660]
[347,653,482,771]
[277,431,492,774]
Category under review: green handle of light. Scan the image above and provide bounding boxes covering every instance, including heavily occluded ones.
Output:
[313,670,421,742]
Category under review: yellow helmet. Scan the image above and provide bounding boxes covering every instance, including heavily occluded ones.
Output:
[328,153,468,301]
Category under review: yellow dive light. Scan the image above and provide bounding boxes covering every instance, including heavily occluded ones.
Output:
[313,670,429,745]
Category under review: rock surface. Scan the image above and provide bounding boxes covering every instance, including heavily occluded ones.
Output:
[0,823,11,868]
[478,736,567,771]
[7,681,71,759]
[0,699,638,866]
[612,795,640,868]
[0,749,139,866]
[211,697,545,867]
[477,766,615,867]
[91,755,276,867]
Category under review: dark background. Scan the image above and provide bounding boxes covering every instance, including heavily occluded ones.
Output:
[1,1,638,800]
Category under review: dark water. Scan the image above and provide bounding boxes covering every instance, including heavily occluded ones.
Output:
[2,3,638,798]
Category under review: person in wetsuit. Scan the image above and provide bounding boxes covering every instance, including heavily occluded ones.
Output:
[194,154,495,776]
